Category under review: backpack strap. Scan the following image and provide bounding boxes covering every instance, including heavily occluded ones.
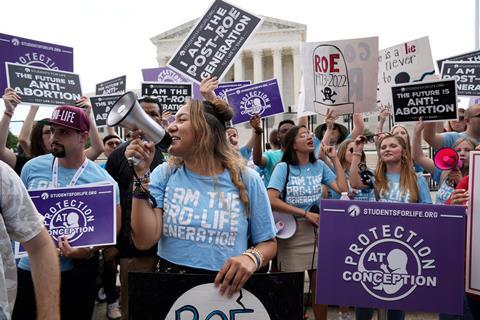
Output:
[281,163,290,201]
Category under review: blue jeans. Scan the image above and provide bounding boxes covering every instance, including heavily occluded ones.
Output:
[438,295,475,320]
[355,308,405,320]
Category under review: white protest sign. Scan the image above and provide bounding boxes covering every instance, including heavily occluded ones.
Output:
[466,151,480,296]
[301,36,378,116]
[378,36,436,108]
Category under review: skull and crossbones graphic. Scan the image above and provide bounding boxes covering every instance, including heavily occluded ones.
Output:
[321,87,337,103]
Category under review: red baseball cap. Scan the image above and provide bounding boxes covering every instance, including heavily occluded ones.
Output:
[45,105,90,132]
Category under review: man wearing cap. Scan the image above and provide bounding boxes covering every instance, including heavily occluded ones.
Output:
[105,95,170,320]
[14,105,121,320]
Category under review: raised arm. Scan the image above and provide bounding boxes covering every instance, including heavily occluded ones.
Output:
[375,108,390,145]
[423,121,445,149]
[412,119,435,174]
[125,137,163,250]
[250,115,267,168]
[349,137,369,190]
[351,113,365,140]
[18,105,39,156]
[200,76,219,103]
[78,97,104,160]
[244,115,261,151]
[0,88,20,168]
[322,144,348,193]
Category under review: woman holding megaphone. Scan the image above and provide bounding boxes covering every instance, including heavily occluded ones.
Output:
[412,119,476,204]
[125,95,277,298]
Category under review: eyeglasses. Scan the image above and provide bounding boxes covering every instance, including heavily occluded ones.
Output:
[298,131,314,139]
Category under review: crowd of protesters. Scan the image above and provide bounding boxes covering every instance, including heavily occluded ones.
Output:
[1,74,480,320]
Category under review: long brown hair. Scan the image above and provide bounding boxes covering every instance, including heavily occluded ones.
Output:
[337,139,366,171]
[374,135,419,202]
[169,98,250,215]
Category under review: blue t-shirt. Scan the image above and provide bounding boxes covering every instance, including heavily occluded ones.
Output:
[377,173,432,204]
[432,168,455,204]
[268,161,336,211]
[345,171,374,201]
[263,150,283,186]
[441,132,480,148]
[149,163,276,271]
[19,154,120,272]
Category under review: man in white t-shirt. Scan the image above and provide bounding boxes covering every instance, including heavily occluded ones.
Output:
[0,160,59,319]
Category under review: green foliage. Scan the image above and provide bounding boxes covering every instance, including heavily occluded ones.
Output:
[7,131,18,151]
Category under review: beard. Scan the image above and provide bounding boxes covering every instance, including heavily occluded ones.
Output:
[51,143,66,158]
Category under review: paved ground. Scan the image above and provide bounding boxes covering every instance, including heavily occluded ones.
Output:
[92,303,437,320]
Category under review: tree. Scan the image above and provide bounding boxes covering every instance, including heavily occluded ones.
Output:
[7,130,18,152]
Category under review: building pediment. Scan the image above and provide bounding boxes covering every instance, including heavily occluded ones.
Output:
[150,15,306,43]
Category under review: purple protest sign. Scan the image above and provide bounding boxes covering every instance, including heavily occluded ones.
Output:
[317,199,465,315]
[214,80,251,101]
[226,79,285,125]
[0,33,73,93]
[142,66,201,99]
[27,184,115,249]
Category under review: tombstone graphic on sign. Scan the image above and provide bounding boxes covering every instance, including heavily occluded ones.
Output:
[313,45,353,113]
[165,283,271,320]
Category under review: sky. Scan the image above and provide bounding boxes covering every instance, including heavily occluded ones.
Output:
[0,0,478,133]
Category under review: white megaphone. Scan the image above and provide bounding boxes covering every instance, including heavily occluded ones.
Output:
[272,212,296,239]
[107,91,171,165]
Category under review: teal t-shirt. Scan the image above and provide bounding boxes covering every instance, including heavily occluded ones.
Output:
[149,163,276,271]
[19,154,120,272]
[268,161,336,211]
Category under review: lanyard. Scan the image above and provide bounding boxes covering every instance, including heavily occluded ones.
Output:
[52,157,89,188]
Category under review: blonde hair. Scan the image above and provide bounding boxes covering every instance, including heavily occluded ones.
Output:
[375,135,419,202]
[169,98,250,215]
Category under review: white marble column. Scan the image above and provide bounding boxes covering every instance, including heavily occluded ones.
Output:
[292,47,301,110]
[234,52,244,81]
[252,49,263,84]
[272,48,283,94]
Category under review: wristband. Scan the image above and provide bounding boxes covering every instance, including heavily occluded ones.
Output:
[242,252,259,270]
[303,210,307,218]
[254,128,263,135]
[3,111,13,118]
[246,247,264,269]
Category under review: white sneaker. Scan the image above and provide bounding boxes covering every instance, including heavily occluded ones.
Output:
[107,301,122,320]
[338,312,352,320]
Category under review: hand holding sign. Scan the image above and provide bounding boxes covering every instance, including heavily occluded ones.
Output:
[200,76,219,102]
[76,96,92,116]
[214,254,256,297]
[58,235,93,259]
[2,88,21,112]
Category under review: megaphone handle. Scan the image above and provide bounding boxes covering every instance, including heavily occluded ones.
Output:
[128,139,148,166]
[128,156,141,166]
